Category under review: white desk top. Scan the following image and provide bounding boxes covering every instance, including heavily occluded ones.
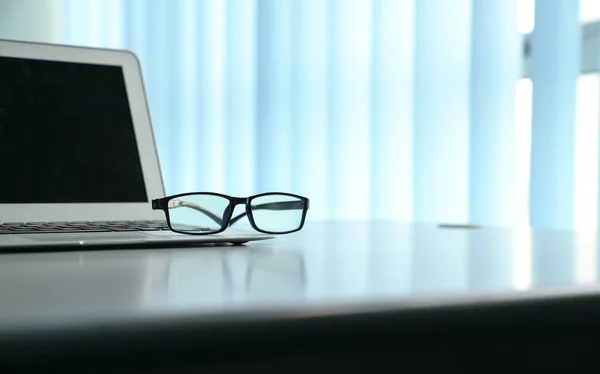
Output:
[0,221,598,326]
[3,221,600,372]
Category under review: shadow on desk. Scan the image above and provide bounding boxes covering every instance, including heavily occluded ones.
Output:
[2,291,600,372]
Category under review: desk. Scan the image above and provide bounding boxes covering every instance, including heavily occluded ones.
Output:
[1,221,600,372]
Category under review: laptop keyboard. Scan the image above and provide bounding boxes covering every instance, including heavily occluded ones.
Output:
[0,220,171,235]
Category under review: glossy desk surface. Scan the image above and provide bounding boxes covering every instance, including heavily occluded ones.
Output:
[2,221,600,371]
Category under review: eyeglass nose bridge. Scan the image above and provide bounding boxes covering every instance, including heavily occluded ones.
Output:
[223,196,251,227]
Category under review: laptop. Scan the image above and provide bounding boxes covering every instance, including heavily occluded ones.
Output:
[0,39,273,249]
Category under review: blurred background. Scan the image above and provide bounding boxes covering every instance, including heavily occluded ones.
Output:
[0,0,598,230]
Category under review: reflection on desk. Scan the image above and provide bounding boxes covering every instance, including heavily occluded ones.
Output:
[0,246,306,321]
[0,221,597,322]
[284,222,597,296]
[1,221,600,372]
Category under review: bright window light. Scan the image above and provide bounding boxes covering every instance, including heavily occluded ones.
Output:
[574,74,599,231]
[513,79,533,291]
[518,0,535,34]
[573,74,599,285]
[86,0,103,46]
[580,0,600,23]
[514,78,532,227]
[575,233,597,285]
[104,0,124,48]
[512,227,532,291]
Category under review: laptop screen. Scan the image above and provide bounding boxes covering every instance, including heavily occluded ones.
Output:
[0,56,148,204]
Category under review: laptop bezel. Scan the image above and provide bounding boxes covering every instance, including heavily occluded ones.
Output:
[0,39,166,222]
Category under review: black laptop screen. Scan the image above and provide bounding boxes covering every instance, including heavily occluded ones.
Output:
[0,56,148,203]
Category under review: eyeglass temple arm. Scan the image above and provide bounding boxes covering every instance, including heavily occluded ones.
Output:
[228,200,306,227]
[152,198,224,226]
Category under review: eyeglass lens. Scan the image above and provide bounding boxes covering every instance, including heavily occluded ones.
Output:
[167,194,305,234]
[168,194,229,233]
[250,194,305,233]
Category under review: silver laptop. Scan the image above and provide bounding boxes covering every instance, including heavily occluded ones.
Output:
[0,39,272,249]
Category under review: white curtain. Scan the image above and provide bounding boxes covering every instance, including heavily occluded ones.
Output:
[52,0,584,229]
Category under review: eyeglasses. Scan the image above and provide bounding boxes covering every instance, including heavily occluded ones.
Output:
[151,192,309,235]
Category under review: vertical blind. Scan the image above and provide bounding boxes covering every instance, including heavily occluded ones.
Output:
[58,0,596,229]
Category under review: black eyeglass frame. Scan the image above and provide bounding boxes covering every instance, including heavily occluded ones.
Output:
[151,192,310,235]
